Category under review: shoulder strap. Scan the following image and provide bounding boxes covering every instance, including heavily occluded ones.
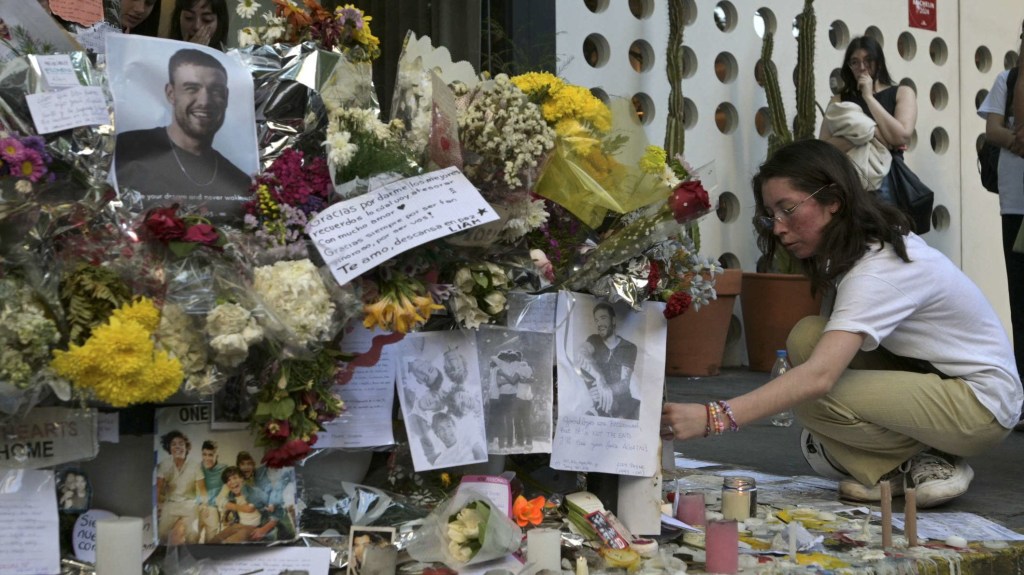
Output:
[1006,67,1019,118]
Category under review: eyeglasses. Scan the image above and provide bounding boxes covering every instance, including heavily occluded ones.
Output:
[847,57,875,70]
[755,184,830,231]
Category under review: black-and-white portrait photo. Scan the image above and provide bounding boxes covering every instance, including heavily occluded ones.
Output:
[476,326,554,454]
[107,35,258,221]
[396,332,487,471]
[57,469,90,513]
[573,301,640,420]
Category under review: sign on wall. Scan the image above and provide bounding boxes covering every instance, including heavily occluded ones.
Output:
[909,0,937,31]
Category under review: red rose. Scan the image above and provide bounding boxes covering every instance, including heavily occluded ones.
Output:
[663,291,693,319]
[143,205,186,241]
[182,223,219,245]
[264,419,291,440]
[262,438,313,468]
[669,180,712,223]
[647,261,661,296]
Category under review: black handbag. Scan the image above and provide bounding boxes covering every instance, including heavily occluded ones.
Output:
[885,154,935,234]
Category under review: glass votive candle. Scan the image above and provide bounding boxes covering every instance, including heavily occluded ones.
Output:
[705,519,739,574]
[674,492,706,527]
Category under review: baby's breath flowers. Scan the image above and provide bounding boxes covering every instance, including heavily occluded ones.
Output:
[51,298,184,407]
[0,277,61,392]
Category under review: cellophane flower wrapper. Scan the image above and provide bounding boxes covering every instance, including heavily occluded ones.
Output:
[406,491,522,570]
[534,97,670,229]
[298,479,429,539]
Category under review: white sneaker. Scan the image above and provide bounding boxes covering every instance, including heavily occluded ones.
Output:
[800,429,849,481]
[838,468,905,502]
[907,452,973,508]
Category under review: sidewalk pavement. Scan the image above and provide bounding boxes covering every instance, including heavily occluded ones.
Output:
[665,368,1024,533]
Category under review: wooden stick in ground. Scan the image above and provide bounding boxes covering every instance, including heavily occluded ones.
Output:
[905,487,918,547]
[880,480,893,549]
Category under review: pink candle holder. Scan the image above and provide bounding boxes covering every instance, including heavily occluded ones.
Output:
[705,519,738,574]
[674,492,706,527]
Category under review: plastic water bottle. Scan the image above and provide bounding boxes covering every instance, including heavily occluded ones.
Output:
[769,350,794,427]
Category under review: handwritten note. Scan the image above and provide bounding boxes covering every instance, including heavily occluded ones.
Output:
[50,0,106,26]
[97,412,119,443]
[319,324,398,448]
[457,475,512,517]
[71,509,117,563]
[183,545,331,575]
[26,86,109,134]
[35,54,80,89]
[0,470,60,575]
[306,167,499,285]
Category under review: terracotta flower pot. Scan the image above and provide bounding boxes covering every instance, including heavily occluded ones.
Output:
[665,269,743,377]
[740,273,822,372]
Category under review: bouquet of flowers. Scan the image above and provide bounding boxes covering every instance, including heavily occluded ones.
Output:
[407,492,522,569]
[236,0,381,62]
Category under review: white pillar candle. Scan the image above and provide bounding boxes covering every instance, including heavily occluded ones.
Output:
[787,521,798,560]
[720,489,751,521]
[526,528,562,573]
[96,516,143,575]
[575,556,589,575]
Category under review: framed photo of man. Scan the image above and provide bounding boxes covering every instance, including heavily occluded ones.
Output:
[347,526,396,575]
[106,35,258,221]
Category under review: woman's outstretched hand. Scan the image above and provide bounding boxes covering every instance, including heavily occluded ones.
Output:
[661,402,709,441]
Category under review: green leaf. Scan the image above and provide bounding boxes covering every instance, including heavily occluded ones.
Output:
[168,241,198,258]
[255,401,273,416]
[269,397,296,420]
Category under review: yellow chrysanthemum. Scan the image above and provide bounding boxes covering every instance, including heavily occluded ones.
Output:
[111,298,160,333]
[510,71,563,97]
[555,118,602,156]
[640,145,668,174]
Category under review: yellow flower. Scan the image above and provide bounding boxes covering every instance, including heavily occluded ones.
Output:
[640,145,668,174]
[111,298,160,333]
[511,71,563,97]
[362,299,394,331]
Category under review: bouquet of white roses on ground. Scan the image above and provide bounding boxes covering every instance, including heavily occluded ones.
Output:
[407,492,522,569]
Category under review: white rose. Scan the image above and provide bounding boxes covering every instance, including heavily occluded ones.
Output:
[210,333,250,367]
[206,303,252,336]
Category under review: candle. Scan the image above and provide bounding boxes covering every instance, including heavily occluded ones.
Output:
[787,521,798,560]
[705,520,738,574]
[575,556,589,575]
[720,477,754,521]
[675,492,706,527]
[96,516,143,575]
[880,480,893,549]
[527,527,562,573]
[904,487,918,547]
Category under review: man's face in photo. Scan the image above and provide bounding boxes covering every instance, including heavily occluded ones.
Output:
[202,448,218,469]
[226,472,244,494]
[166,63,228,143]
[435,417,457,448]
[594,308,615,338]
[239,458,255,478]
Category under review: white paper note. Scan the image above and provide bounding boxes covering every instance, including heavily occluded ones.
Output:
[35,54,81,89]
[96,412,119,443]
[0,469,61,575]
[319,324,398,448]
[183,545,332,575]
[306,167,499,285]
[26,86,109,134]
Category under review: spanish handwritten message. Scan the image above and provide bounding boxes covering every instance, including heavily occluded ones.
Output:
[306,167,499,286]
[0,470,60,575]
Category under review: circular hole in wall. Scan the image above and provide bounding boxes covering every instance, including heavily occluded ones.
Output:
[718,252,742,269]
[930,38,948,65]
[715,52,738,83]
[897,32,916,60]
[629,39,655,72]
[930,127,949,154]
[754,59,766,86]
[976,46,992,73]
[930,83,948,110]
[590,87,609,104]
[931,205,950,232]
[632,92,655,125]
[726,314,743,347]
[1005,51,1020,70]
[629,0,654,19]
[682,0,698,25]
[716,192,741,223]
[975,89,989,110]
[976,133,986,154]
[900,77,917,94]
[829,67,843,95]
[583,0,609,13]
[680,45,698,78]
[683,97,698,129]
[715,102,738,134]
[829,20,850,49]
[714,1,737,32]
[583,34,610,68]
[865,26,884,47]
[908,129,918,152]
[755,107,772,136]
[753,7,776,38]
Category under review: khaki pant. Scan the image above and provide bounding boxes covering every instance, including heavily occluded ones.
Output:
[788,316,1009,485]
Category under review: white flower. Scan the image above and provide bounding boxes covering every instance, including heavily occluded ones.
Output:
[206,303,252,336]
[210,333,250,367]
[253,259,336,348]
[237,26,260,47]
[448,540,473,563]
[325,130,357,168]
[449,292,489,330]
[14,180,33,194]
[236,0,259,18]
[481,290,507,315]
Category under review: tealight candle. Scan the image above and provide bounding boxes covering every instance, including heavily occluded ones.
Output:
[96,516,143,575]
[705,520,738,574]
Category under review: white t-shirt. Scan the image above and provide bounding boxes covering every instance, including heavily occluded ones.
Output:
[977,70,1024,215]
[157,457,202,504]
[825,234,1023,428]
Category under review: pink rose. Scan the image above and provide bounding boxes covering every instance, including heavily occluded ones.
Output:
[669,180,711,223]
[182,223,220,245]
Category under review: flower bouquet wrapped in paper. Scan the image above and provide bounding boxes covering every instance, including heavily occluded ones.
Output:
[407,491,522,570]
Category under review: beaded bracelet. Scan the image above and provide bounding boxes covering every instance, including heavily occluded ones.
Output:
[703,403,713,437]
[716,400,740,432]
[705,401,725,436]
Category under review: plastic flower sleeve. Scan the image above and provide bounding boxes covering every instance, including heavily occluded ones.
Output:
[406,490,522,570]
[297,478,429,537]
